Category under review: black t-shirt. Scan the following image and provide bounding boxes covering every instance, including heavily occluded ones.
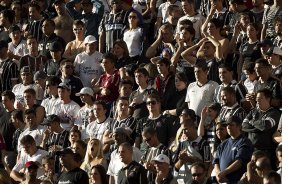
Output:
[0,110,16,151]
[57,167,89,184]
[117,161,147,184]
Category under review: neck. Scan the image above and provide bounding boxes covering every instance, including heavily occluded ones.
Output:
[139,83,148,90]
[62,98,71,104]
[76,36,84,41]
[260,74,270,82]
[249,37,258,43]
[231,133,241,139]
[149,112,160,118]
[188,133,198,141]
[55,127,64,133]
[85,101,94,108]
[259,105,270,111]
[97,116,106,123]
[29,50,39,57]
[65,165,77,172]
[197,78,208,86]
[118,113,128,120]
[123,160,132,167]
[129,24,138,30]
[106,69,115,75]
[6,106,15,112]
[61,73,70,79]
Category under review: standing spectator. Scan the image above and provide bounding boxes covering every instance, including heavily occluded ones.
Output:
[27,2,45,42]
[266,47,282,76]
[0,10,15,42]
[112,40,133,69]
[89,165,108,184]
[74,35,103,88]
[214,116,253,184]
[0,40,18,92]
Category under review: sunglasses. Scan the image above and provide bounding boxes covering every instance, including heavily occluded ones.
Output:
[146,101,157,105]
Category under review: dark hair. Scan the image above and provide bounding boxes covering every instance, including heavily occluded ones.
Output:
[142,127,157,135]
[113,40,129,58]
[102,52,116,63]
[160,23,174,33]
[70,127,82,139]
[242,62,255,73]
[20,135,35,145]
[73,20,85,27]
[194,59,208,71]
[24,88,36,97]
[179,19,193,27]
[181,0,194,4]
[182,118,196,128]
[119,79,133,89]
[257,88,272,99]
[180,25,195,39]
[167,4,179,15]
[29,2,41,12]
[94,100,107,110]
[0,10,15,24]
[191,162,206,171]
[221,86,236,96]
[134,67,149,77]
[26,35,37,42]
[1,90,15,101]
[175,72,188,83]
[218,63,233,72]
[46,76,61,86]
[24,109,36,117]
[264,171,281,184]
[91,165,109,184]
[209,18,222,29]
[74,140,87,150]
[44,19,56,28]
[146,93,161,103]
[156,57,170,66]
[253,150,267,158]
[119,142,133,152]
[255,58,271,67]
[117,96,129,102]
[60,59,73,67]
[11,110,24,122]
[247,23,259,32]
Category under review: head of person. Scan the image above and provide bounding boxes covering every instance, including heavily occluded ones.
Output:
[256,88,272,110]
[194,59,209,82]
[159,24,174,43]
[156,57,170,75]
[20,66,33,85]
[128,10,140,27]
[23,88,37,106]
[116,96,130,115]
[28,2,41,20]
[25,161,39,179]
[118,142,133,164]
[207,18,222,36]
[49,41,63,60]
[167,4,181,20]
[247,23,259,39]
[9,25,21,43]
[69,127,81,145]
[0,9,14,27]
[161,47,173,60]
[255,58,272,78]
[259,39,273,57]
[276,145,282,164]
[251,150,267,163]
[242,62,257,81]
[0,40,8,59]
[53,0,66,15]
[90,165,108,184]
[202,41,216,58]
[178,19,193,31]
[142,127,159,147]
[101,52,116,73]
[266,47,282,66]
[120,0,133,10]
[255,157,272,177]
[113,127,131,146]
[84,35,98,55]
[181,119,197,141]
[75,87,94,104]
[42,19,55,36]
[60,59,74,77]
[275,17,282,35]
[26,36,38,54]
[11,110,24,128]
[152,154,170,173]
[11,1,22,17]
[110,0,122,12]
[57,82,71,101]
[175,72,188,91]
[207,103,221,120]
[239,12,251,28]
[179,108,196,124]
[181,0,195,15]
[42,114,61,132]
[34,71,47,89]
[220,86,236,106]
[20,135,37,155]
[72,140,87,159]
[210,0,223,8]
[113,39,129,59]
[215,122,228,141]
[85,138,103,162]
[1,90,15,110]
[93,100,107,119]
[218,63,234,83]
[119,80,133,97]
[57,148,77,170]
[191,162,207,184]
[41,156,55,173]
[146,94,161,113]
[224,116,242,138]
[179,25,195,42]
[45,76,61,95]
[24,109,37,129]
[252,0,264,7]
[73,20,85,37]
[230,0,245,12]
[81,0,93,13]
[134,67,149,86]
[263,171,281,184]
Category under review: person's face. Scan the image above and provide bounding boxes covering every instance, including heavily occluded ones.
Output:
[1,95,14,110]
[227,122,240,137]
[93,104,106,118]
[43,160,55,172]
[256,92,270,108]
[247,25,257,38]
[24,92,36,106]
[69,132,80,143]
[59,153,73,169]
[117,99,129,114]
[203,42,215,57]
[181,124,193,140]
[111,1,122,12]
[240,15,250,27]
[113,44,125,57]
[175,76,187,91]
[27,167,38,178]
[24,113,37,128]
[220,90,233,106]
[27,38,38,52]
[191,166,206,184]
[277,151,282,163]
[157,63,169,74]
[11,4,22,15]
[142,133,155,147]
[161,28,173,43]
[135,72,148,86]
[61,62,74,76]
[42,21,54,35]
[47,121,56,132]
[45,81,57,95]
[73,25,84,37]
[146,98,159,112]
[119,84,132,97]
[216,124,228,140]
[80,94,91,104]
[21,72,33,85]
[181,1,192,14]
[275,21,282,35]
[54,3,65,15]
[255,63,270,77]
[154,161,168,172]
[194,67,207,82]
[50,50,62,61]
[179,112,191,124]
[180,29,191,41]
[101,59,115,73]
[113,133,126,145]
[90,168,102,183]
[58,88,70,100]
[85,42,97,54]
[73,142,84,156]
[243,70,257,81]
[267,53,280,66]
[118,146,132,163]
[22,143,36,155]
[89,139,99,156]
[252,0,263,7]
[170,6,181,18]
[128,12,138,25]
[29,7,40,19]
[219,68,232,83]
[207,22,217,36]
[10,30,21,42]
[207,108,217,120]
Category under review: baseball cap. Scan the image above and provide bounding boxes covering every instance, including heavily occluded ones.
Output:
[49,41,63,52]
[223,116,242,125]
[266,47,282,56]
[33,71,47,81]
[75,87,94,96]
[151,154,170,164]
[20,66,32,74]
[25,161,39,169]
[41,114,61,125]
[57,82,71,90]
[0,40,8,49]
[84,35,97,44]
[56,148,74,156]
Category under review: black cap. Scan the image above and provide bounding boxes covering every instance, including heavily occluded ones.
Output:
[224,116,242,125]
[41,114,60,125]
[56,148,74,156]
[9,25,21,33]
[49,41,63,52]
[0,40,8,49]
[20,66,32,74]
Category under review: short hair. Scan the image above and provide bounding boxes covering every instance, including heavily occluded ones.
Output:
[119,142,133,152]
[191,162,206,171]
[160,23,174,33]
[119,79,133,89]
[257,88,272,99]
[194,59,208,71]
[209,18,223,29]
[255,58,271,67]
[0,10,15,24]
[11,1,22,8]
[142,127,157,136]
[20,135,36,145]
[1,90,15,101]
[24,109,36,117]
[117,96,129,102]
[73,20,85,27]
[70,126,82,139]
[247,23,259,31]
[167,4,179,15]
[102,52,116,63]
[221,86,236,96]
[74,139,87,150]
[175,72,188,83]
[60,59,73,67]
[146,93,161,103]
[156,57,170,66]
[94,100,107,110]
[253,150,267,158]
[242,62,255,73]
[134,67,149,77]
[182,119,196,128]
[218,63,233,72]
[113,40,129,58]
[181,0,194,4]
[26,35,37,42]
[264,171,281,184]
[44,19,56,28]
[28,2,41,12]
[23,88,36,97]
[46,76,61,86]
[11,110,24,122]
[180,25,195,38]
[91,165,108,184]
[179,19,193,27]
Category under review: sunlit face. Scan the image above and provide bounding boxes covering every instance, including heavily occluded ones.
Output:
[157,63,169,74]
[207,22,217,36]
[118,145,132,163]
[29,7,40,20]
[93,104,106,118]
[24,92,36,106]
[27,38,38,52]
[119,84,132,97]
[90,168,102,183]
[22,143,36,155]
[256,92,270,108]
[194,67,207,82]
[85,42,97,55]
[24,113,37,129]
[128,12,138,26]
[113,44,125,58]
[69,132,80,143]
[117,99,129,114]
[21,72,33,85]
[1,95,14,110]
[216,124,228,140]
[101,59,115,73]
[175,76,187,91]
[181,1,192,14]
[191,166,206,184]
[135,72,148,86]
[275,22,282,35]
[73,25,84,36]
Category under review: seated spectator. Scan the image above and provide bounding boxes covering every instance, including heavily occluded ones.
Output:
[72,140,87,161]
[266,47,282,77]
[38,156,56,183]
[89,165,108,184]
[69,127,82,149]
[22,161,41,184]
[191,162,213,184]
[112,39,133,69]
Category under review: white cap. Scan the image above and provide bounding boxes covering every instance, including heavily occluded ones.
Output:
[84,35,97,44]
[75,87,94,96]
[273,47,282,56]
[151,154,170,164]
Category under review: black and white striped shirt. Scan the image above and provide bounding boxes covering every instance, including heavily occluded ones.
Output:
[0,58,18,92]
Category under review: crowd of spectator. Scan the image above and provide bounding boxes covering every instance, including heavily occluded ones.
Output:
[0,0,282,183]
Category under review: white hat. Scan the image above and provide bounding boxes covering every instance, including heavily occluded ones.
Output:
[84,35,97,44]
[151,154,170,164]
[75,87,94,96]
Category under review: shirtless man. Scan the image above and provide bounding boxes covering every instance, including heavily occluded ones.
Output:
[53,0,74,44]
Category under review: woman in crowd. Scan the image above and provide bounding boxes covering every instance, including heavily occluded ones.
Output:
[69,127,82,149]
[89,164,108,184]
[81,139,107,174]
[112,40,133,69]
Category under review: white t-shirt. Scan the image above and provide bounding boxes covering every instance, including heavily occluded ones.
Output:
[51,100,80,130]
[41,97,60,116]
[107,147,142,184]
[86,117,112,141]
[185,81,218,116]
[157,1,182,23]
[8,40,28,68]
[74,51,103,87]
[75,105,94,140]
[123,28,143,57]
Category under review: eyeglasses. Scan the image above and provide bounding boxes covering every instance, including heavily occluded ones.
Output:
[191,173,204,177]
[73,28,83,32]
[146,101,157,105]
[129,16,137,19]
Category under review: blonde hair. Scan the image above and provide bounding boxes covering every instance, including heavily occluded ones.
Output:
[84,138,104,163]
